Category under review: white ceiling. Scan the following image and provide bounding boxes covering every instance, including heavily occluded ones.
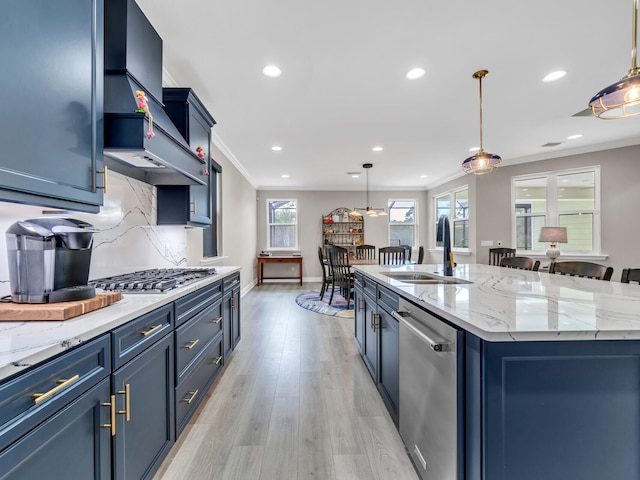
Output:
[135,0,640,191]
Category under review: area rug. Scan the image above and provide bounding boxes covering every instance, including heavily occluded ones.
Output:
[295,290,354,318]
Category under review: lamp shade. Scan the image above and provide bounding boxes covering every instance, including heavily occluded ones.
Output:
[539,227,567,243]
[589,72,640,119]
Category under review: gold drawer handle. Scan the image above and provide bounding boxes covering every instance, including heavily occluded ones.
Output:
[212,317,223,325]
[32,374,80,405]
[190,199,197,215]
[232,295,238,310]
[184,389,199,404]
[371,313,380,333]
[102,395,116,436]
[185,339,200,350]
[117,384,131,422]
[212,356,223,365]
[140,324,162,337]
[97,165,108,194]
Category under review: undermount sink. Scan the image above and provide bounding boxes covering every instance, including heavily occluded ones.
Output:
[382,272,472,285]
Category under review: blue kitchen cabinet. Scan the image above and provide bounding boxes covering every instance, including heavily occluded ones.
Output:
[0,0,104,213]
[158,88,217,226]
[111,306,175,480]
[0,377,112,480]
[222,273,241,360]
[466,335,640,480]
[0,335,112,480]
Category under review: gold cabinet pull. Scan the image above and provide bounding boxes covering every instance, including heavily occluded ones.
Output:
[32,374,80,405]
[140,324,162,337]
[184,390,199,404]
[212,316,223,325]
[190,199,197,215]
[184,339,200,350]
[358,298,364,311]
[212,356,223,365]
[97,165,108,194]
[117,384,131,422]
[232,295,238,310]
[102,395,116,436]
[372,313,380,333]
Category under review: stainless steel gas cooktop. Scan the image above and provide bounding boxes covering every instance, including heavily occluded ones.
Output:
[90,267,217,293]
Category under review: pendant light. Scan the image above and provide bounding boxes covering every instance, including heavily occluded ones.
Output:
[352,163,387,217]
[589,0,640,118]
[462,70,502,175]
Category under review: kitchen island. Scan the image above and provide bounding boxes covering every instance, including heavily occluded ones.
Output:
[354,263,640,480]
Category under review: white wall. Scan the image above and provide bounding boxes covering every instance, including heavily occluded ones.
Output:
[256,189,429,280]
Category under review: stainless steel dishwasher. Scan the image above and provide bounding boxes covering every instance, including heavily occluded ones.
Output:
[393,298,461,480]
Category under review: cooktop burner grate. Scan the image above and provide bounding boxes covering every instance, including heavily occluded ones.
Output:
[90,267,217,293]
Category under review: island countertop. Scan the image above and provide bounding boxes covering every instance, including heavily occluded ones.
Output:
[354,263,640,342]
[0,266,241,380]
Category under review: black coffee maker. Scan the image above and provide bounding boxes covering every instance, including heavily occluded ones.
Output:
[6,218,96,303]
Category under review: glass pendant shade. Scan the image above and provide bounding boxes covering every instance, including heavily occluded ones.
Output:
[462,150,502,175]
[589,0,640,119]
[463,70,501,175]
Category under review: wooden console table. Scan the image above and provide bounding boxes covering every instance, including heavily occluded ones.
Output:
[257,255,303,286]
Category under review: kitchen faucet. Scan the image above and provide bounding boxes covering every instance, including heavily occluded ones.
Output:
[436,215,453,276]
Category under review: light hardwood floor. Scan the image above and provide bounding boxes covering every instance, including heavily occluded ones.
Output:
[153,283,419,480]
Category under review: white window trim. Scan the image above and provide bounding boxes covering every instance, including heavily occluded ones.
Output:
[388,198,418,248]
[510,165,601,255]
[433,185,470,253]
[266,198,298,250]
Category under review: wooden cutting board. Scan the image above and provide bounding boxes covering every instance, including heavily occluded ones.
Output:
[0,292,122,321]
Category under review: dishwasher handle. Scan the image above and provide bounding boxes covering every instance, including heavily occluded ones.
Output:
[392,310,450,353]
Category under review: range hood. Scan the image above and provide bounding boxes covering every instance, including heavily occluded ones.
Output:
[103,0,206,186]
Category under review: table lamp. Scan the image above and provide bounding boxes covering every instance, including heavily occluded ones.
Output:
[539,227,568,262]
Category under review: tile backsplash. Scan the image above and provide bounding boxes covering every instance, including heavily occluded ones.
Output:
[0,171,192,296]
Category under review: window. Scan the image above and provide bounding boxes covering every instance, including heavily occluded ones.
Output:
[267,199,298,249]
[512,167,600,254]
[203,160,222,257]
[434,186,469,249]
[388,199,416,247]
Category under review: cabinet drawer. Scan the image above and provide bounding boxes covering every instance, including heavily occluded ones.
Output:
[377,285,399,313]
[354,272,364,289]
[175,281,222,328]
[175,299,223,381]
[0,334,110,452]
[223,273,240,292]
[112,304,173,370]
[175,337,223,435]
[361,274,377,299]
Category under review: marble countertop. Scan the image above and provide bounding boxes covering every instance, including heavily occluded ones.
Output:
[355,264,640,342]
[0,266,241,380]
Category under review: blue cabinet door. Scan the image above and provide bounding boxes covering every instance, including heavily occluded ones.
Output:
[112,333,174,480]
[377,306,399,424]
[222,290,233,360]
[353,284,364,353]
[0,0,104,213]
[362,291,378,380]
[0,377,111,480]
[232,286,241,349]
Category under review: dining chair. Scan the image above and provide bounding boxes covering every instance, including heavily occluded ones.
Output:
[489,247,516,266]
[620,268,640,284]
[379,246,406,265]
[399,245,412,262]
[549,261,613,281]
[500,256,540,271]
[356,244,375,260]
[317,246,333,298]
[417,246,425,264]
[325,245,354,305]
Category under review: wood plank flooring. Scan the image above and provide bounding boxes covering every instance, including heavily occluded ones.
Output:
[153,283,419,480]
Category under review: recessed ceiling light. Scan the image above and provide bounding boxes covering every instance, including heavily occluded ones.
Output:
[372,146,383,152]
[420,175,428,178]
[522,188,528,191]
[271,145,282,151]
[262,65,281,77]
[469,147,480,152]
[406,68,426,80]
[542,70,567,82]
[566,134,583,140]
[281,174,289,178]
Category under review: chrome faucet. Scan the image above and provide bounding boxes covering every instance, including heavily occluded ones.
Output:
[436,215,453,276]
